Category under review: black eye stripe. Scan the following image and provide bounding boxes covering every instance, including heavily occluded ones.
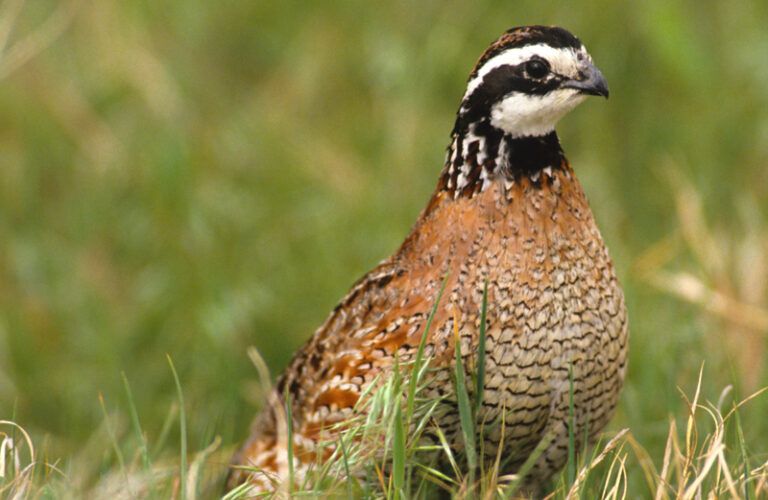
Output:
[456,63,564,131]
[469,63,562,101]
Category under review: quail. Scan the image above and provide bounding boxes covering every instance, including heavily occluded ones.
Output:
[228,25,628,495]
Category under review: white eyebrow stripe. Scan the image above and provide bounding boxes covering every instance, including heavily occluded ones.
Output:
[463,44,581,101]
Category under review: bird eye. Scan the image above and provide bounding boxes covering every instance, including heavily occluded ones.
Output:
[525,59,550,79]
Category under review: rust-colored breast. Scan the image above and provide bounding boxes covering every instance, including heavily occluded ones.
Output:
[228,165,628,490]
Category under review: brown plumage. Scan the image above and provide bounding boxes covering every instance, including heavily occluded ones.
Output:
[228,25,628,495]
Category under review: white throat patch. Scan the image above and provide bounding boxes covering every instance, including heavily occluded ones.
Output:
[490,89,586,138]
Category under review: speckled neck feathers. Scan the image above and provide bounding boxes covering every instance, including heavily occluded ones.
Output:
[438,122,567,198]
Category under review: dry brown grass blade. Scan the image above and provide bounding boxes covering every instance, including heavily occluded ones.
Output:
[247,346,274,404]
[681,442,724,500]
[651,271,768,333]
[652,419,675,500]
[639,374,768,500]
[600,452,628,500]
[187,436,222,500]
[716,448,740,500]
[0,0,81,79]
[682,366,705,489]
[565,428,629,499]
[620,432,663,500]
[754,460,768,494]
[0,0,25,54]
[644,165,768,389]
[0,420,35,499]
[666,167,726,280]
[488,399,507,496]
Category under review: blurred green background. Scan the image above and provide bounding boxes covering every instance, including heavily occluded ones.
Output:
[1,0,767,490]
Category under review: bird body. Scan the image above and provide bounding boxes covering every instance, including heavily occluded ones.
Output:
[229,25,628,494]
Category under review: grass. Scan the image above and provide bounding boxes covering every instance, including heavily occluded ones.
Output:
[121,372,151,473]
[282,385,294,497]
[453,306,478,489]
[0,0,767,498]
[567,366,577,491]
[3,316,767,498]
[167,355,187,500]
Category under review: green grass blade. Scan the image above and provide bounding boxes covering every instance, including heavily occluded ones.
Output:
[406,274,449,424]
[338,436,354,499]
[453,319,477,486]
[121,372,151,472]
[167,355,187,500]
[567,363,576,489]
[152,402,178,459]
[412,462,458,486]
[98,392,126,474]
[392,403,406,499]
[733,402,751,500]
[433,423,461,480]
[474,280,489,415]
[221,480,259,500]
[503,430,555,498]
[576,422,596,500]
[283,385,295,495]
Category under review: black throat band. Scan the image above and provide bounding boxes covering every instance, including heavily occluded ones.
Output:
[438,118,566,198]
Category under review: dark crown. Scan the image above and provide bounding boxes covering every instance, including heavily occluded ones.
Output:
[469,26,583,79]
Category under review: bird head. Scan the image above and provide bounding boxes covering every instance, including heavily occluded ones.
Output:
[457,26,608,139]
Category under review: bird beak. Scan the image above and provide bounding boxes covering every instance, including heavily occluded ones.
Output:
[562,61,609,99]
